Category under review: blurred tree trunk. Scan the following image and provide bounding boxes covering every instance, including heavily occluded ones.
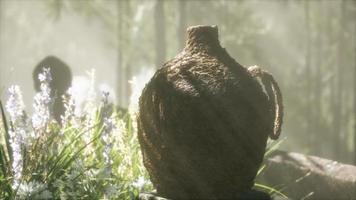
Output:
[342,0,355,163]
[177,0,187,50]
[324,2,333,159]
[333,0,346,158]
[354,0,356,165]
[53,0,62,21]
[117,0,132,107]
[0,0,2,88]
[117,0,124,106]
[125,1,133,107]
[314,2,323,155]
[154,0,166,68]
[304,0,313,150]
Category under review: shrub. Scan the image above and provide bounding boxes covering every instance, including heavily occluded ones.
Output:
[0,68,152,199]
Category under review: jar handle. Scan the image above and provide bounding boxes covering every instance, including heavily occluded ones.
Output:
[248,66,283,140]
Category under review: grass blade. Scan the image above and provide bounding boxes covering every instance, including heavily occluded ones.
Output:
[254,183,288,198]
[0,100,12,163]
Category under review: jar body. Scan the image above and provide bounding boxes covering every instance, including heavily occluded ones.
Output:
[138,25,275,199]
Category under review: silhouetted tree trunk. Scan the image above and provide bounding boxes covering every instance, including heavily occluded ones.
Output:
[154,0,166,68]
[177,0,187,50]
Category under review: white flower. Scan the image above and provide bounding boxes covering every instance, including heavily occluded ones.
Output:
[6,85,25,122]
[61,95,73,124]
[100,91,118,197]
[9,139,22,188]
[32,67,53,133]
[101,92,115,169]
[5,85,29,188]
[17,181,52,199]
[132,176,149,191]
[38,68,52,82]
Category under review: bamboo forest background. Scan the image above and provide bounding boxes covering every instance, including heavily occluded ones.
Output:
[0,0,356,164]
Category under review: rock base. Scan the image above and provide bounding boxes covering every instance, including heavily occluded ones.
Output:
[257,150,356,199]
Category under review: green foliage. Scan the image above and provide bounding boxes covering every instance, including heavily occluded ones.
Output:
[254,139,288,199]
[0,96,152,199]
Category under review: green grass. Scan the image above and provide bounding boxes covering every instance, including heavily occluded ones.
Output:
[0,96,152,199]
[253,138,288,199]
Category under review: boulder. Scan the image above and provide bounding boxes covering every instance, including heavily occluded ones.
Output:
[257,150,356,199]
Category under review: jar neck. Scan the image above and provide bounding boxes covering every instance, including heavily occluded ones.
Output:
[184,25,223,54]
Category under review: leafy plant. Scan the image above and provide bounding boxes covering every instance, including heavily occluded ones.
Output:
[0,68,152,199]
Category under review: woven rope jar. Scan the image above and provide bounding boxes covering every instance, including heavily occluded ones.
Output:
[138,25,283,200]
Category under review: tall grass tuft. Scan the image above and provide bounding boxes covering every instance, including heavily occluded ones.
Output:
[0,68,152,199]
